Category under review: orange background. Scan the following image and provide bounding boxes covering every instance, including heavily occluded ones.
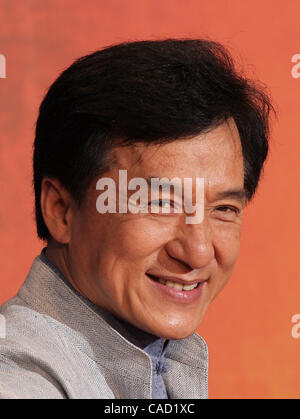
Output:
[0,0,299,399]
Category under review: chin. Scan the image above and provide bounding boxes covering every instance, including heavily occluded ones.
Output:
[146,320,201,341]
[163,330,197,341]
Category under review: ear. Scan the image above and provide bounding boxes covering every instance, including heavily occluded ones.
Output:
[40,178,73,244]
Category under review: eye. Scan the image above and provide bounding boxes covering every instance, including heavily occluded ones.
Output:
[214,205,241,221]
[149,199,179,214]
[216,205,239,213]
[150,199,172,209]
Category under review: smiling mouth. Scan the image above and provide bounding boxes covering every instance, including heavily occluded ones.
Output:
[146,273,201,291]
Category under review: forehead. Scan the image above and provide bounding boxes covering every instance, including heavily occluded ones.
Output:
[110,119,244,187]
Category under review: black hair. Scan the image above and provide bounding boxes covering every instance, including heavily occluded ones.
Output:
[33,39,273,240]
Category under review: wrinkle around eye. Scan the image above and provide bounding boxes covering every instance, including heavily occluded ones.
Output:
[148,199,182,214]
[211,205,242,222]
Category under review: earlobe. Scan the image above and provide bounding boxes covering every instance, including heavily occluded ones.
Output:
[40,178,72,244]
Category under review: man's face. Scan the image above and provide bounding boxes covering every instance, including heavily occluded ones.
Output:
[67,118,245,340]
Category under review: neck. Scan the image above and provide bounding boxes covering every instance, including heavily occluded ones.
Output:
[45,240,83,296]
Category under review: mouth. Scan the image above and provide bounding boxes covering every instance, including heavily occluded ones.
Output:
[146,273,205,292]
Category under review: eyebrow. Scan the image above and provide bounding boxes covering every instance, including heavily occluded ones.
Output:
[145,177,246,203]
[145,176,179,183]
[213,188,246,203]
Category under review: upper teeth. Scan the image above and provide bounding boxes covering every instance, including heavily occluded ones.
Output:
[158,279,198,291]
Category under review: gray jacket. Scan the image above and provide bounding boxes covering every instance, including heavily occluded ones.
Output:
[0,256,208,399]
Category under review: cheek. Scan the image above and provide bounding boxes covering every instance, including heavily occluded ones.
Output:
[109,216,174,260]
[213,224,242,272]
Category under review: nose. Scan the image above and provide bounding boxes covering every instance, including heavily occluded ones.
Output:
[165,218,215,271]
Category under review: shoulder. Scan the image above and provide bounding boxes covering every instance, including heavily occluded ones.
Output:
[0,296,67,348]
[0,299,68,398]
[0,296,114,399]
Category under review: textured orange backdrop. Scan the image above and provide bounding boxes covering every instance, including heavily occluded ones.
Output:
[0,0,299,399]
